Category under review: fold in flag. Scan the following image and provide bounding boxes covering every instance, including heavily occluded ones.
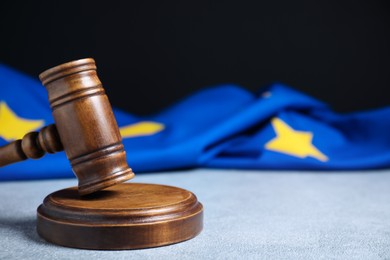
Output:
[1,64,390,180]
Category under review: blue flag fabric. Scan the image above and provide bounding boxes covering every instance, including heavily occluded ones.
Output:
[1,64,390,180]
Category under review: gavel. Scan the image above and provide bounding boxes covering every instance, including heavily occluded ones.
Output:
[0,58,134,195]
[0,58,203,250]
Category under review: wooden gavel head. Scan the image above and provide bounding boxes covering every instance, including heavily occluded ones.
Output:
[1,58,203,250]
[0,58,134,195]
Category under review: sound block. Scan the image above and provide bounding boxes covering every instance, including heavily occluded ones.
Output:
[37,183,203,250]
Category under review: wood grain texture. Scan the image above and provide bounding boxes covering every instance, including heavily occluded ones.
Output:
[0,124,62,167]
[39,58,135,195]
[0,58,134,195]
[37,183,204,249]
[1,58,204,249]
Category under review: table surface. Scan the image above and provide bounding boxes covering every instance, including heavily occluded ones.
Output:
[1,169,390,259]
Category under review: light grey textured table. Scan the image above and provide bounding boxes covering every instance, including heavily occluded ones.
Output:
[1,169,390,259]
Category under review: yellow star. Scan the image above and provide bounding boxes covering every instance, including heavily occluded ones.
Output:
[120,121,164,138]
[0,102,45,142]
[265,117,328,162]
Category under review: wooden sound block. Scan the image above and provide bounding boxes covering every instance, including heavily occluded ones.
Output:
[37,183,203,250]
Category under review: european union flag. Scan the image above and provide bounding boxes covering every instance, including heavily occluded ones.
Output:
[1,64,390,180]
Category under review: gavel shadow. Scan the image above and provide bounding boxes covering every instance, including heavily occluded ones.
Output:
[0,189,120,246]
[0,216,46,245]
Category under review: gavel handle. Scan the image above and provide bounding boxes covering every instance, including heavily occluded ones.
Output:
[0,124,63,167]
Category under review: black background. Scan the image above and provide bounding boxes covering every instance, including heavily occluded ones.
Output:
[0,0,389,115]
